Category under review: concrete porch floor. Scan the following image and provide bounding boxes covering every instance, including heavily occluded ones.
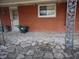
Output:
[0,32,79,59]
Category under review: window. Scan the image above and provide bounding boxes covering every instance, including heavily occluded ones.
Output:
[38,4,56,17]
[9,7,18,20]
[11,9,18,20]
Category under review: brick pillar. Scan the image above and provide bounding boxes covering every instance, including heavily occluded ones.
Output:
[66,0,77,49]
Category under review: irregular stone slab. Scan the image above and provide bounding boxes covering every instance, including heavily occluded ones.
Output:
[20,41,31,48]
[16,54,25,59]
[43,52,54,59]
[0,55,7,59]
[6,47,16,53]
[33,51,43,58]
[33,57,42,59]
[0,52,8,59]
[26,50,34,56]
[0,51,8,59]
[25,55,32,59]
[0,45,7,50]
[15,45,24,54]
[54,52,64,59]
[7,53,16,59]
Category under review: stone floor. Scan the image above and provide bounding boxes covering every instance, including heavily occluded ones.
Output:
[0,32,79,59]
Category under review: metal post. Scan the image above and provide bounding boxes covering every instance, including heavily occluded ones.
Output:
[66,0,77,49]
[0,8,6,45]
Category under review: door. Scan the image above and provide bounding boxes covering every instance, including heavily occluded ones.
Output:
[9,7,19,32]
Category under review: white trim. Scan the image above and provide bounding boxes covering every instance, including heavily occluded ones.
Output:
[0,0,56,6]
[9,7,18,20]
[38,4,56,6]
[9,6,19,32]
[38,3,56,18]
[9,7,18,10]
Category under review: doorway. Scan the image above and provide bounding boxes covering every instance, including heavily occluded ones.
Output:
[9,7,19,32]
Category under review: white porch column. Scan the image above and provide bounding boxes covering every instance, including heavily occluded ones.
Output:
[66,0,77,49]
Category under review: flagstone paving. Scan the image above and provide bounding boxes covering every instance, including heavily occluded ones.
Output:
[0,32,79,59]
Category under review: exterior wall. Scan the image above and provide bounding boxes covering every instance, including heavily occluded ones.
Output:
[18,3,66,32]
[75,2,79,32]
[0,3,79,32]
[0,7,11,26]
[0,7,11,31]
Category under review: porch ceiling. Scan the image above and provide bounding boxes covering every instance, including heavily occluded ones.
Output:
[0,0,68,7]
[0,0,57,7]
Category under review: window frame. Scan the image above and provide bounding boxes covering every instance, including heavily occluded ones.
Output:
[38,4,56,18]
[9,7,18,20]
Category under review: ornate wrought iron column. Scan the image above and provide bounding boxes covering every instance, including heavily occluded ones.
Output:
[66,0,77,49]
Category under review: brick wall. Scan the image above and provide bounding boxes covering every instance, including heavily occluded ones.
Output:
[18,3,66,32]
[0,3,79,32]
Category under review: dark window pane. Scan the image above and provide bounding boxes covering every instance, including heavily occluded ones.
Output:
[40,6,47,15]
[40,6,47,10]
[12,9,17,20]
[40,10,47,15]
[39,4,56,17]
